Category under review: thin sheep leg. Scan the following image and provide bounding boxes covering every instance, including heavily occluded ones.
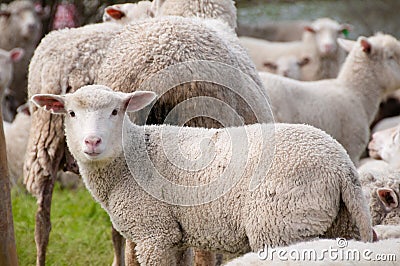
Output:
[112,227,126,266]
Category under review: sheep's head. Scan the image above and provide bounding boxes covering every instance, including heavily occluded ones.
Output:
[103,1,154,24]
[263,55,310,80]
[0,47,24,93]
[304,17,352,57]
[31,85,157,164]
[369,125,400,169]
[4,0,42,41]
[338,34,400,94]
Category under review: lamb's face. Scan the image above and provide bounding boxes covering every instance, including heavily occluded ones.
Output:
[31,85,157,164]
[263,55,310,80]
[0,48,24,92]
[369,125,400,168]
[305,18,351,57]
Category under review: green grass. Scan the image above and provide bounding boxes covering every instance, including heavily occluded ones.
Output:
[12,184,114,266]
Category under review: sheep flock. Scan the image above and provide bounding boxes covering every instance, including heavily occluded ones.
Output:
[1,0,400,265]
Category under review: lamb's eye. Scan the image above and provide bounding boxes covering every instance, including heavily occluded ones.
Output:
[112,109,118,116]
[69,111,75,117]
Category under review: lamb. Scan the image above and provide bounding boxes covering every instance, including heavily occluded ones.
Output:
[24,13,268,266]
[262,55,310,80]
[368,124,400,169]
[358,170,400,227]
[151,0,237,29]
[23,20,131,266]
[258,34,400,165]
[223,238,400,266]
[0,0,44,121]
[31,85,373,265]
[0,47,24,96]
[102,1,154,24]
[239,18,351,81]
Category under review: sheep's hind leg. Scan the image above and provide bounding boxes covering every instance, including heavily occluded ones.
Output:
[34,176,56,266]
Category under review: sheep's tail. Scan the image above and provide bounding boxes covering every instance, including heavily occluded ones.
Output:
[23,108,65,196]
[340,165,373,242]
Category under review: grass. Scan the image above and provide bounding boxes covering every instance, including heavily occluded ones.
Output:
[11,184,114,266]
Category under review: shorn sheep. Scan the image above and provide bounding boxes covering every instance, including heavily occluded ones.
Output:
[0,0,44,121]
[239,18,351,81]
[258,34,400,165]
[223,238,400,266]
[31,85,373,265]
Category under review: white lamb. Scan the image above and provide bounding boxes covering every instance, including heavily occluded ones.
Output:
[368,124,400,170]
[258,34,400,165]
[223,238,400,266]
[102,1,154,24]
[0,47,24,96]
[262,55,310,80]
[31,85,373,265]
[0,0,44,121]
[239,18,351,81]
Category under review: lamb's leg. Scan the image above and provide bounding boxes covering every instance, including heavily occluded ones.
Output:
[112,226,126,266]
[125,239,139,266]
[135,239,181,266]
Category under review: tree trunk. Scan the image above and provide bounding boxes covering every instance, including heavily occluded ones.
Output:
[0,108,18,266]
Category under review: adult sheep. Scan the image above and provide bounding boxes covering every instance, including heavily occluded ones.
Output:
[32,85,373,265]
[240,18,351,81]
[23,4,154,264]
[258,34,400,165]
[0,0,44,121]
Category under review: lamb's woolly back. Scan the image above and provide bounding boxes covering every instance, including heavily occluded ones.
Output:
[152,0,237,29]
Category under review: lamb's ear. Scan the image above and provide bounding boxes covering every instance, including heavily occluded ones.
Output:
[304,25,315,33]
[359,37,372,54]
[9,48,24,63]
[340,23,353,37]
[125,91,157,112]
[298,57,310,67]
[0,10,11,18]
[377,188,399,211]
[105,6,125,20]
[263,62,277,70]
[337,38,355,52]
[31,94,66,114]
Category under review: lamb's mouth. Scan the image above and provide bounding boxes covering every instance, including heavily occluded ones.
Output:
[368,149,381,159]
[84,151,102,157]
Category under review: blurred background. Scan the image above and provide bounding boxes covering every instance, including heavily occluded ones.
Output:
[2,0,399,39]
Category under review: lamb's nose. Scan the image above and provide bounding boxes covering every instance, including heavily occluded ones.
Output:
[84,136,102,149]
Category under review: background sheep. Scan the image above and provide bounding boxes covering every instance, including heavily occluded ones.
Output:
[368,124,400,170]
[258,34,400,164]
[358,170,400,227]
[32,85,373,265]
[102,1,154,24]
[0,47,24,96]
[152,0,237,29]
[223,238,400,266]
[262,55,310,80]
[0,0,44,122]
[239,17,351,81]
